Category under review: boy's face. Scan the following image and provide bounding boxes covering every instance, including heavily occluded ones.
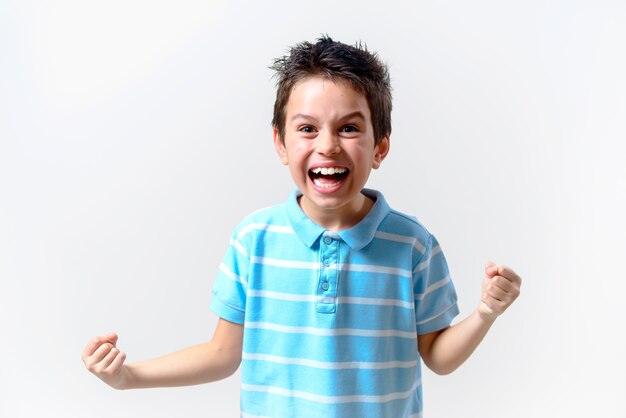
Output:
[274,76,389,229]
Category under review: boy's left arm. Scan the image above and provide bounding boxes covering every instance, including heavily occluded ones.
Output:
[418,262,522,375]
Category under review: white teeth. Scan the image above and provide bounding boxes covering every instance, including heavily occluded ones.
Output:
[311,167,347,175]
[313,178,341,188]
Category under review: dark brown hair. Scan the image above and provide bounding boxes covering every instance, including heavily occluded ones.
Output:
[270,35,392,145]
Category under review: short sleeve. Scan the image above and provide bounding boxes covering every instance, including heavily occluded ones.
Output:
[210,228,249,324]
[413,234,459,335]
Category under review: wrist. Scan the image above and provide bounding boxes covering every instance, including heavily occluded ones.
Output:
[475,307,498,326]
[117,364,137,390]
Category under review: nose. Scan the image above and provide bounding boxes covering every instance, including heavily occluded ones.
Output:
[315,130,340,156]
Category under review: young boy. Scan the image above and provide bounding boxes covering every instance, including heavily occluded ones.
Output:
[82,36,521,417]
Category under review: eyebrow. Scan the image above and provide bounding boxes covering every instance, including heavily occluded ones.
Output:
[290,111,366,123]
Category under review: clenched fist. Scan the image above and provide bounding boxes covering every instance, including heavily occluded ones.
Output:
[81,332,131,390]
[479,262,522,319]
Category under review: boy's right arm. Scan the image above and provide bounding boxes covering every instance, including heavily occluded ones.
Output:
[81,318,243,390]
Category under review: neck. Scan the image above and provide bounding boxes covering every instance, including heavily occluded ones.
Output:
[298,193,374,231]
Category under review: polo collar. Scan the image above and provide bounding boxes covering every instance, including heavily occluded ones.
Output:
[285,188,390,251]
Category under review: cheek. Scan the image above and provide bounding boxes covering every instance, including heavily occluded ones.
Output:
[288,144,311,165]
[288,160,306,179]
[352,146,376,166]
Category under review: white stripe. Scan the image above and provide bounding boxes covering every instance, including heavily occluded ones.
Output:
[416,302,458,326]
[413,245,441,272]
[241,379,421,404]
[251,257,410,277]
[219,262,247,287]
[413,240,426,253]
[250,257,412,278]
[245,322,416,339]
[266,225,295,234]
[373,231,427,257]
[247,290,413,309]
[341,263,412,278]
[248,290,315,302]
[374,231,415,245]
[414,274,451,301]
[242,353,418,370]
[250,256,319,270]
[340,296,413,309]
[237,223,294,240]
[230,237,247,257]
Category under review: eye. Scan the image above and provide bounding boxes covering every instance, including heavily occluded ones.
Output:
[340,125,359,133]
[298,125,316,134]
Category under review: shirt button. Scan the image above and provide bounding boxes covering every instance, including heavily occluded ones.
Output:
[323,237,332,245]
[324,259,331,267]
[321,281,330,291]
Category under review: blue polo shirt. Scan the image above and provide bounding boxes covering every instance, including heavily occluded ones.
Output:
[211,189,459,418]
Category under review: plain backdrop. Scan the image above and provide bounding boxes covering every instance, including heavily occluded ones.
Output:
[1,1,625,417]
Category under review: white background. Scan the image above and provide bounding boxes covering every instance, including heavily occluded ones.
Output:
[1,1,625,417]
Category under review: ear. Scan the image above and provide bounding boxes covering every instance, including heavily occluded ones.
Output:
[273,128,289,165]
[372,135,390,169]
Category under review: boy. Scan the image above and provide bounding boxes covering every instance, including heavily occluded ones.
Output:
[82,36,521,417]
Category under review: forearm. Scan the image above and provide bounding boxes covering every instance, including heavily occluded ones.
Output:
[423,310,495,375]
[123,340,240,389]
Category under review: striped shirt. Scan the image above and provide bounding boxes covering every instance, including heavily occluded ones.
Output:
[211,189,459,418]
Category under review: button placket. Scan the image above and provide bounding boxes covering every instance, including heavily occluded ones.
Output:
[316,233,339,314]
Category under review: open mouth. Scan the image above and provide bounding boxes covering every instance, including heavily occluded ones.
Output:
[308,167,350,189]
